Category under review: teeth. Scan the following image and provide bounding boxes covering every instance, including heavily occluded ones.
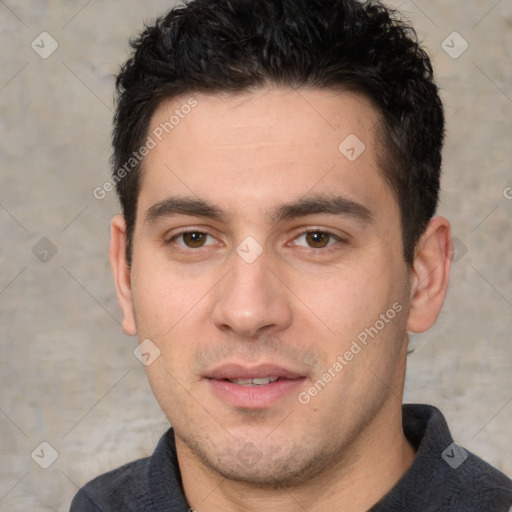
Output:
[252,376,278,385]
[230,376,279,386]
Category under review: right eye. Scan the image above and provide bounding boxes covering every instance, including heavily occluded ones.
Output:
[168,231,217,249]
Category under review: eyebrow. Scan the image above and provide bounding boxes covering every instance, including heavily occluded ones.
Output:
[144,195,373,226]
[271,195,373,225]
[145,197,225,225]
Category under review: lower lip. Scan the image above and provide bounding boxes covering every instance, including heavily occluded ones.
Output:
[208,378,305,409]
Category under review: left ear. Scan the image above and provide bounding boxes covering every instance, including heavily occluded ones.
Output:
[407,216,452,333]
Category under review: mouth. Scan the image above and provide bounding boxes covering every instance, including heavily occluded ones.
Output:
[205,363,306,408]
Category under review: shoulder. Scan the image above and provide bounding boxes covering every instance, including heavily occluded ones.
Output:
[69,456,152,511]
[69,428,189,512]
[401,404,512,511]
[443,450,512,511]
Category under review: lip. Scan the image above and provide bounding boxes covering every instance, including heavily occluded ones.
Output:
[206,363,304,381]
[205,363,307,409]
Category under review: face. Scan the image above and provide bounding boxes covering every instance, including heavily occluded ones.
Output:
[115,88,420,485]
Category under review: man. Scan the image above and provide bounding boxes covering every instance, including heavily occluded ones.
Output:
[71,0,512,510]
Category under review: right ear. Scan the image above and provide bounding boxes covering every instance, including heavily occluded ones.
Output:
[109,215,137,336]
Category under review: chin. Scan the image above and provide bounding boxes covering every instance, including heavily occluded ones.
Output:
[185,435,333,489]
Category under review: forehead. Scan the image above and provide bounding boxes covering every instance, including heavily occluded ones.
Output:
[138,88,396,224]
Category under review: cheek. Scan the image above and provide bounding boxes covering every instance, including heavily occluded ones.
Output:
[131,276,172,336]
[287,262,394,336]
[131,263,215,377]
[131,255,207,335]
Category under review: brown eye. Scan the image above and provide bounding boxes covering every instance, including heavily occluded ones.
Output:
[181,232,209,248]
[305,231,332,248]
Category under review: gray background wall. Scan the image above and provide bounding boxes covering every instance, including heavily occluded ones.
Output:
[0,1,511,510]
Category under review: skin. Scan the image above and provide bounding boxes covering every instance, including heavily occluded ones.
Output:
[110,88,452,511]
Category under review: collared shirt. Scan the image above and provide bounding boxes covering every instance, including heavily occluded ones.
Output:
[70,404,512,511]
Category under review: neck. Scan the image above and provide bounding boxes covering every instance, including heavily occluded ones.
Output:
[178,399,416,512]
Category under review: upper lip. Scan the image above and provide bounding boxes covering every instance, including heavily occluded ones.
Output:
[205,363,305,381]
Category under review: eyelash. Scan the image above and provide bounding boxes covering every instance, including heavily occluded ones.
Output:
[290,228,343,252]
[166,227,345,253]
[166,228,217,249]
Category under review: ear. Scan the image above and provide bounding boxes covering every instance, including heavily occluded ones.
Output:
[110,215,137,336]
[407,216,452,333]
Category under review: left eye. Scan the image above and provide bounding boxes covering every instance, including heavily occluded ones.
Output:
[173,231,216,248]
[294,231,338,249]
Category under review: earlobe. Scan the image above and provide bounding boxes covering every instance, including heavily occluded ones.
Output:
[109,215,137,336]
[407,216,452,333]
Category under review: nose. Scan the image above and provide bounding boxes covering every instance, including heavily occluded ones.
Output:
[211,250,293,338]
